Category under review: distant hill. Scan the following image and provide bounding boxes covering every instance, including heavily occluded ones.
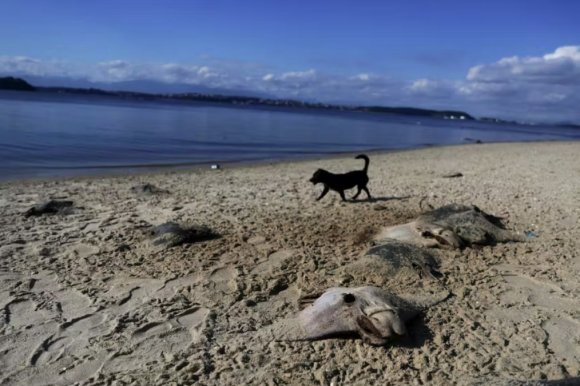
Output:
[363,106,474,120]
[3,75,478,121]
[558,123,580,129]
[0,76,36,91]
[1,74,271,98]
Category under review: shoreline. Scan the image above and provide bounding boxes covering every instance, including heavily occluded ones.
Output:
[1,141,579,385]
[0,139,573,185]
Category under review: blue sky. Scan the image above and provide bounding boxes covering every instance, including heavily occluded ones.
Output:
[1,0,580,121]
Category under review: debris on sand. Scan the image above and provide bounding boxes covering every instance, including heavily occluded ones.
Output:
[150,222,219,248]
[264,286,450,346]
[375,204,524,248]
[24,200,74,217]
[130,183,169,195]
[442,172,463,178]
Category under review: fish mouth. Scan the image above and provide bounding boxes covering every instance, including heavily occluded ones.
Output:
[366,307,397,318]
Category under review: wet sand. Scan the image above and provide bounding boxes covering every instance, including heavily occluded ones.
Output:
[1,141,579,385]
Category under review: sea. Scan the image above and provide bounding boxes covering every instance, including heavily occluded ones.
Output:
[1,90,579,181]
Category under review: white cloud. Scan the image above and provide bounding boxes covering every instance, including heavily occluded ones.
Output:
[461,46,580,115]
[159,63,200,83]
[95,60,133,81]
[1,46,580,121]
[197,66,217,78]
[279,69,316,80]
[0,56,74,77]
[408,78,448,94]
[466,46,580,85]
[544,45,580,61]
[353,73,370,81]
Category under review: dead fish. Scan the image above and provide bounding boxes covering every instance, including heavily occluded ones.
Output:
[365,241,442,280]
[375,204,524,249]
[150,222,219,248]
[336,241,443,287]
[130,183,169,195]
[24,200,73,217]
[267,286,449,346]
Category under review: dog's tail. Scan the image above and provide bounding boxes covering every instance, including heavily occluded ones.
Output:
[355,154,370,173]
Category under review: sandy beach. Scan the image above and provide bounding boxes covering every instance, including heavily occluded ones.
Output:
[1,141,579,385]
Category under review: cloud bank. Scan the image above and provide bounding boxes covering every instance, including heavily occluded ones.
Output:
[1,46,579,122]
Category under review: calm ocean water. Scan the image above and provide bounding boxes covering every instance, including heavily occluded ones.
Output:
[1,90,579,181]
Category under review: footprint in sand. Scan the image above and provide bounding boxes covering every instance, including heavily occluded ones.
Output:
[499,272,579,311]
[208,266,238,294]
[132,320,173,341]
[104,306,211,373]
[246,235,275,252]
[30,335,75,366]
[69,243,100,259]
[4,299,50,329]
[176,307,211,344]
[130,306,210,344]
[542,317,580,368]
[1,270,213,384]
[488,267,580,374]
[250,249,294,275]
[0,271,116,386]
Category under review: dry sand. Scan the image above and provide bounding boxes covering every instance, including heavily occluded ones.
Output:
[0,141,579,385]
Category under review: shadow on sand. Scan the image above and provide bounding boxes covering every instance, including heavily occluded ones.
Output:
[393,314,434,350]
[349,195,413,204]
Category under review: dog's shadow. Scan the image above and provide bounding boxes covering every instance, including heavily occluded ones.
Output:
[349,195,412,204]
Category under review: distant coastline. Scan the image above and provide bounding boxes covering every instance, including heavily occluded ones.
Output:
[0,76,36,91]
[2,76,579,128]
[0,76,473,120]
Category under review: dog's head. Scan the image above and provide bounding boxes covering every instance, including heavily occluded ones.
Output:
[309,169,328,184]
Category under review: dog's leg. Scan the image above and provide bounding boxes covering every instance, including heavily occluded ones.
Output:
[363,186,372,199]
[339,190,347,201]
[316,185,329,201]
[352,187,362,200]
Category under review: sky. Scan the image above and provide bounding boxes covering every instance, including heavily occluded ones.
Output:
[1,0,579,122]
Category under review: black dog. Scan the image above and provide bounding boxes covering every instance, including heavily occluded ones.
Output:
[309,154,372,201]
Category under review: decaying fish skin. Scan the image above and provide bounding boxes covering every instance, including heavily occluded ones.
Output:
[130,183,169,196]
[375,204,525,249]
[268,286,450,346]
[334,241,443,288]
[24,200,74,217]
[365,241,442,280]
[150,222,219,248]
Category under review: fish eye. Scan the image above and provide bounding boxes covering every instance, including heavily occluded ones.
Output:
[342,293,355,303]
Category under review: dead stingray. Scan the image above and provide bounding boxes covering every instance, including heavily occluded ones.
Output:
[149,222,219,248]
[24,200,74,217]
[335,241,442,287]
[130,183,169,195]
[375,204,524,249]
[267,286,449,346]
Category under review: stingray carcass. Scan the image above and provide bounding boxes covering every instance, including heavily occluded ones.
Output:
[337,241,442,286]
[130,183,169,196]
[268,286,449,346]
[375,204,524,249]
[149,222,219,248]
[24,200,74,217]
